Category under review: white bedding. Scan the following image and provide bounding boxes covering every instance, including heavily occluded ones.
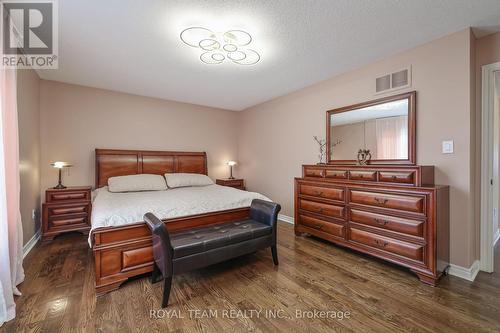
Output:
[90,184,270,243]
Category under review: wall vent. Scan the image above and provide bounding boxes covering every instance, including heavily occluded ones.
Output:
[375,67,411,94]
[376,75,391,92]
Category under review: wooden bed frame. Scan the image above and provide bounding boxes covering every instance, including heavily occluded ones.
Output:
[92,149,250,295]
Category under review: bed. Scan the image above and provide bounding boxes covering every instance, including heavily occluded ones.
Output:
[91,149,267,295]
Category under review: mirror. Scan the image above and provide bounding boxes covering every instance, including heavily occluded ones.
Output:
[327,91,416,165]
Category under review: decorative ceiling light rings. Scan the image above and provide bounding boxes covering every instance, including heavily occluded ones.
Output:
[180,27,261,65]
[180,27,217,47]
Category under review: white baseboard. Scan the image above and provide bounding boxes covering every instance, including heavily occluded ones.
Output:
[23,229,41,259]
[494,229,500,247]
[278,214,294,224]
[448,260,480,282]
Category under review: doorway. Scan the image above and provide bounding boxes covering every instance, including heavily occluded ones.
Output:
[481,62,500,273]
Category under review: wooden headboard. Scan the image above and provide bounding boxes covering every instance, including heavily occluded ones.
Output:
[95,149,208,188]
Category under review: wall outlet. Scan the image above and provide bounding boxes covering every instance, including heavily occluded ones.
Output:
[442,140,454,154]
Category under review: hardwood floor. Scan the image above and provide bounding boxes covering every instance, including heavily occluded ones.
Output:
[2,222,500,333]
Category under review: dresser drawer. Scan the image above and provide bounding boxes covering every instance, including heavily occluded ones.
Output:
[349,190,425,214]
[216,179,245,189]
[378,171,415,184]
[350,209,424,238]
[349,171,377,181]
[325,170,348,179]
[46,190,90,203]
[222,180,244,187]
[299,199,345,219]
[349,228,424,262]
[48,203,90,217]
[49,215,89,228]
[304,167,325,178]
[299,184,344,201]
[299,215,344,238]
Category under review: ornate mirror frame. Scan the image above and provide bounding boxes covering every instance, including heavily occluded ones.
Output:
[326,91,416,165]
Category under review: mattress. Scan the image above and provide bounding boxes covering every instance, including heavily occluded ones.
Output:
[89,184,270,243]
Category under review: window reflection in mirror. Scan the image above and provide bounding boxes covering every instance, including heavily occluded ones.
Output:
[329,99,409,161]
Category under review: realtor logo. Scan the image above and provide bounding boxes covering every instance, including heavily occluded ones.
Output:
[1,0,58,69]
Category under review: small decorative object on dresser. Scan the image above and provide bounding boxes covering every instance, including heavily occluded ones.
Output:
[216,178,245,190]
[50,161,73,189]
[356,149,371,165]
[313,136,327,164]
[42,186,92,241]
[296,91,450,286]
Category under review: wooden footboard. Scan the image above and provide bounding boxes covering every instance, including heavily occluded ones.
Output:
[92,208,250,296]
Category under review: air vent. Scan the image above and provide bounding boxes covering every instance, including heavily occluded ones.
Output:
[392,69,408,88]
[376,75,391,92]
[375,67,411,94]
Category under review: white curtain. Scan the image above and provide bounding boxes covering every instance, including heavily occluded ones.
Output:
[376,115,408,159]
[0,67,24,326]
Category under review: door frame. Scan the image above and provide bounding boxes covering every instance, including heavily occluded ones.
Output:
[480,61,500,272]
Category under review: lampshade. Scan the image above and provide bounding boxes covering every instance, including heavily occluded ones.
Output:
[227,161,237,166]
[50,161,72,169]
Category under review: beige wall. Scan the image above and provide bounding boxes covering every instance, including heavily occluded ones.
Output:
[39,81,239,192]
[331,122,366,160]
[331,120,378,160]
[238,29,476,267]
[476,31,500,68]
[17,68,41,245]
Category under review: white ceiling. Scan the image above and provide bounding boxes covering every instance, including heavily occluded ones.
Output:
[38,0,500,111]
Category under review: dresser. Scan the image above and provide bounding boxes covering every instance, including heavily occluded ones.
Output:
[295,165,449,285]
[42,186,92,241]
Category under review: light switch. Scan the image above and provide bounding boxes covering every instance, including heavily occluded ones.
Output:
[442,140,454,154]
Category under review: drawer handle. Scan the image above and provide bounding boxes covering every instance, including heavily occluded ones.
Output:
[359,175,364,178]
[314,190,324,197]
[316,208,324,214]
[374,239,389,247]
[374,218,389,226]
[314,224,323,230]
[391,175,397,180]
[374,197,389,205]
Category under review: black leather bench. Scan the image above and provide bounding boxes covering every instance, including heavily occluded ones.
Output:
[144,199,281,307]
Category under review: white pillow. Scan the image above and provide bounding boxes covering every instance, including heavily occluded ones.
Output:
[108,174,167,193]
[165,173,214,188]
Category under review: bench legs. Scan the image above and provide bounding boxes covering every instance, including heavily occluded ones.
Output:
[151,263,172,308]
[152,263,163,283]
[153,245,278,308]
[162,276,172,308]
[271,245,279,265]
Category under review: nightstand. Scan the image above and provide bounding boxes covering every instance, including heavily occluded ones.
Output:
[42,186,92,241]
[216,179,245,190]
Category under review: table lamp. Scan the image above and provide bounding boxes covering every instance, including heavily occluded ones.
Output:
[50,161,73,189]
[227,161,237,179]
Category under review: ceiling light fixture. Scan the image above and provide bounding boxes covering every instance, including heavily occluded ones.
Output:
[180,27,260,65]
